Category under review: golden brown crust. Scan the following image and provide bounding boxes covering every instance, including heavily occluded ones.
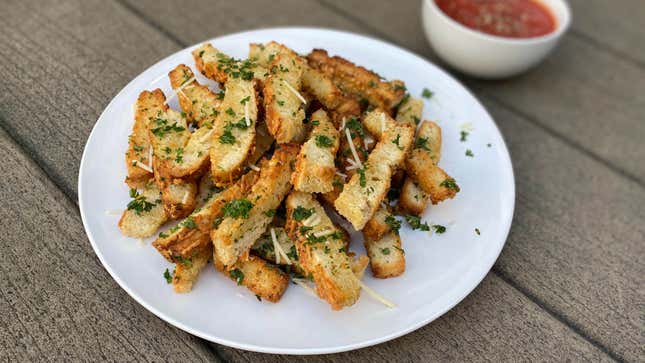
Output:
[125,90,167,188]
[334,111,414,230]
[212,144,299,267]
[362,205,393,242]
[209,77,258,186]
[214,254,289,303]
[152,170,259,262]
[291,109,340,193]
[364,232,405,278]
[285,191,362,310]
[306,49,406,112]
[406,154,458,204]
[263,54,307,143]
[118,182,167,238]
[398,178,429,215]
[172,240,212,293]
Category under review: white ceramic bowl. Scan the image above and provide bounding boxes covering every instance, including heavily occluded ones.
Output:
[422,0,571,79]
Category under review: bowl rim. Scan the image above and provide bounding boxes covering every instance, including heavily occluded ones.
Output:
[424,0,571,45]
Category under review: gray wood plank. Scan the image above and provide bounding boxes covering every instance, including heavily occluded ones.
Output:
[217,275,612,362]
[0,0,181,200]
[117,1,645,360]
[483,98,645,362]
[569,0,645,66]
[317,0,645,186]
[0,128,217,362]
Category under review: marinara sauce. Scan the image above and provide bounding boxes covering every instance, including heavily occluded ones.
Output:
[436,0,556,38]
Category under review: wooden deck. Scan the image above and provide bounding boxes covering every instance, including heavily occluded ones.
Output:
[0,0,642,361]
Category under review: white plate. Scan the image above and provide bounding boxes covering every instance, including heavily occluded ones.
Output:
[79,28,515,355]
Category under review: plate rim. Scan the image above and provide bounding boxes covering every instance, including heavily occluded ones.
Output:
[78,26,515,355]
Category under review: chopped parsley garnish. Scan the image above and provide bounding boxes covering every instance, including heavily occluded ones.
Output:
[440,178,459,190]
[163,269,172,284]
[127,189,156,215]
[412,116,420,125]
[181,216,197,229]
[465,149,474,157]
[415,137,431,151]
[225,107,236,116]
[133,144,144,152]
[381,248,391,255]
[305,233,327,245]
[212,216,223,228]
[219,129,236,144]
[460,130,469,142]
[173,255,193,267]
[315,135,334,148]
[392,134,403,150]
[405,215,430,231]
[217,90,225,100]
[475,228,481,235]
[299,225,314,235]
[433,224,446,234]
[292,206,314,221]
[394,83,407,92]
[255,294,262,301]
[277,100,285,106]
[358,166,367,188]
[385,215,401,234]
[230,269,244,285]
[421,88,433,99]
[158,232,168,238]
[174,148,184,164]
[222,199,254,219]
[264,209,276,217]
[151,119,185,138]
[487,143,492,147]
[240,96,251,105]
[286,245,299,261]
[345,117,365,137]
[368,80,377,88]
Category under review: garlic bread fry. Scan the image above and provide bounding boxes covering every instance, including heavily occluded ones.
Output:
[211,144,298,267]
[335,111,414,230]
[285,191,362,310]
[263,52,308,143]
[118,182,167,238]
[291,109,340,193]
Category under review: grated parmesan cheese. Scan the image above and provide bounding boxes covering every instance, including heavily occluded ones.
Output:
[335,171,347,179]
[164,76,196,105]
[283,80,306,104]
[313,229,335,238]
[345,128,363,169]
[181,190,190,204]
[244,101,251,127]
[271,228,292,265]
[359,281,396,308]
[133,160,153,173]
[338,117,346,132]
[302,214,320,227]
[104,209,122,216]
[248,163,260,172]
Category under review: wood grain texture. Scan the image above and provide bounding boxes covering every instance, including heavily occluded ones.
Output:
[318,0,645,185]
[569,0,645,66]
[115,1,645,360]
[217,275,611,362]
[0,129,217,362]
[483,98,645,362]
[119,0,368,46]
[0,0,180,199]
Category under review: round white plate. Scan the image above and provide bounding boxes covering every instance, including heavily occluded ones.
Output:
[79,28,515,355]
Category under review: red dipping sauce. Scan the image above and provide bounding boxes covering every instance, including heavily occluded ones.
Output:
[435,0,556,38]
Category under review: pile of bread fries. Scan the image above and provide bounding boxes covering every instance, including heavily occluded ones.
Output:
[118,41,459,310]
